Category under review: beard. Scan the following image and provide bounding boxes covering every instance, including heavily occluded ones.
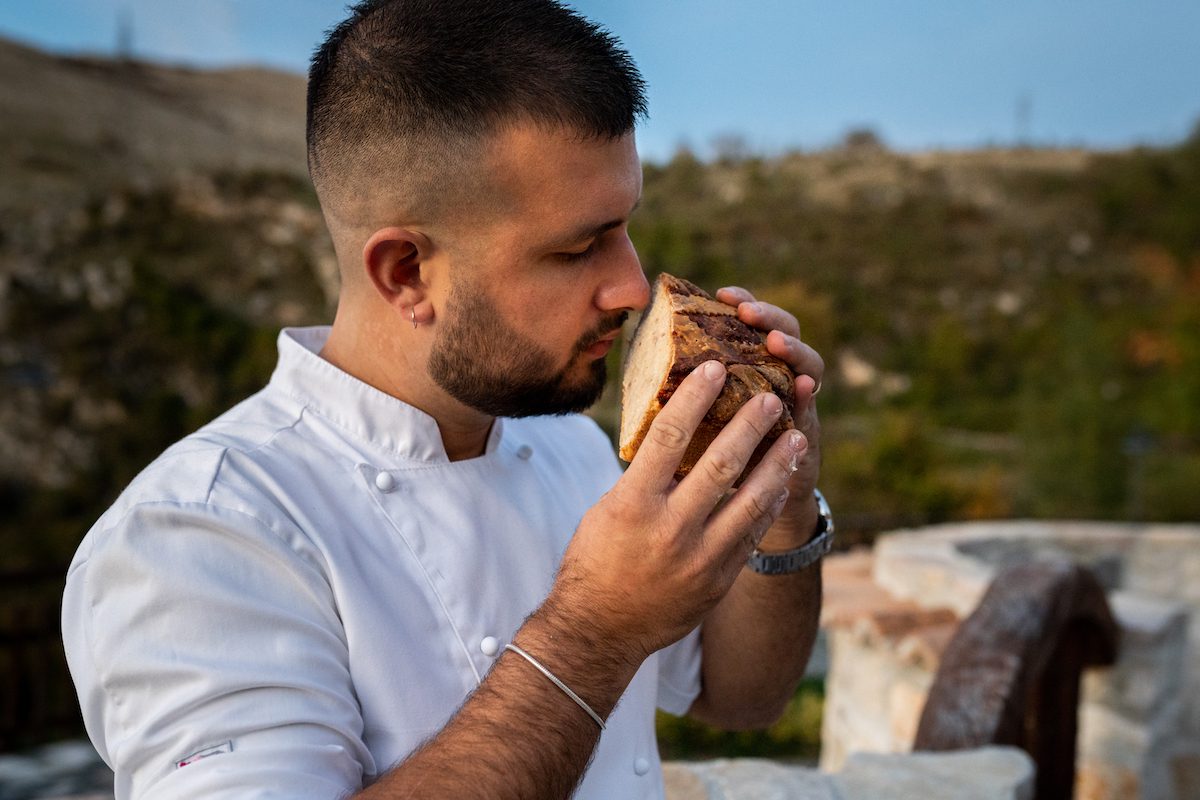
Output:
[428,279,627,418]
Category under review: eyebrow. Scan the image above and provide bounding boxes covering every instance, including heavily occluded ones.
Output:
[548,197,642,249]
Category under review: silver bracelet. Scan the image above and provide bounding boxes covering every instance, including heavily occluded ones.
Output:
[504,643,606,731]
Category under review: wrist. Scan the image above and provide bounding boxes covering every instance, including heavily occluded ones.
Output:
[515,592,644,718]
[756,485,821,551]
[746,489,835,576]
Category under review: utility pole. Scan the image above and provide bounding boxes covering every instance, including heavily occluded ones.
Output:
[116,7,134,62]
[1015,92,1032,149]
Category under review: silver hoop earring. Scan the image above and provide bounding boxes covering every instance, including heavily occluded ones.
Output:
[411,307,418,330]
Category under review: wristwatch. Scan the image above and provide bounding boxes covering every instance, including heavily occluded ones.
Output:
[746,488,835,575]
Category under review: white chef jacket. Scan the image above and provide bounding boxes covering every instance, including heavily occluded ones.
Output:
[62,326,703,800]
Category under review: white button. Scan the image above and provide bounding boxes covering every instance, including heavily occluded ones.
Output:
[633,757,650,776]
[374,472,396,492]
[516,445,533,460]
[479,636,500,657]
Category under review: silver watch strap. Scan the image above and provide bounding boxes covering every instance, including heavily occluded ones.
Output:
[746,488,835,575]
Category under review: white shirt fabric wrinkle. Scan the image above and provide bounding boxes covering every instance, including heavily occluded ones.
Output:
[62,325,703,800]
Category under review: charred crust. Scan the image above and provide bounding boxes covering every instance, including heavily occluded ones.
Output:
[691,313,763,348]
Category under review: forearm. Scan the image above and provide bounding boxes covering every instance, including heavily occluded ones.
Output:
[355,597,641,800]
[692,561,822,728]
[688,502,823,729]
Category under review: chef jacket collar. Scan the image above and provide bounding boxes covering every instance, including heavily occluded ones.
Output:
[269,326,505,464]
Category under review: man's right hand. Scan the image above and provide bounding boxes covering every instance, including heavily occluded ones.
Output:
[550,359,807,662]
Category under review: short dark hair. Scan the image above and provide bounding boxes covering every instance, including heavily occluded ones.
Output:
[306,0,646,221]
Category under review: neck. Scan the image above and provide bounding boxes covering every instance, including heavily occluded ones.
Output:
[320,307,495,462]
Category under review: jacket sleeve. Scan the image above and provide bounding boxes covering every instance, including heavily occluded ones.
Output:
[62,501,375,799]
[655,626,703,716]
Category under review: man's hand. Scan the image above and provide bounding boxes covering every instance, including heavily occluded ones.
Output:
[715,286,824,547]
[551,358,809,662]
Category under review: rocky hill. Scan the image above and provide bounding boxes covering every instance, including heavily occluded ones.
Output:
[0,36,307,213]
[0,39,332,563]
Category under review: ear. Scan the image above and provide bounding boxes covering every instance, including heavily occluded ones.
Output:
[361,227,433,316]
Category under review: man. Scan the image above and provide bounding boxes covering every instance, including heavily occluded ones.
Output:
[62,1,828,798]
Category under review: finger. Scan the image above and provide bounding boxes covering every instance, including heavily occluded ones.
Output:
[795,373,820,403]
[716,288,801,340]
[670,391,786,524]
[790,371,824,442]
[623,360,727,494]
[708,428,808,562]
[738,301,802,339]
[766,330,824,385]
[715,286,756,307]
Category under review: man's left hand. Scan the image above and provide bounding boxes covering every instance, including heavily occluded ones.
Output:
[716,286,824,547]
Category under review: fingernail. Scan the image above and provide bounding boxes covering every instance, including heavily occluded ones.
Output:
[774,489,790,512]
[788,431,806,473]
[760,393,782,415]
[702,361,725,380]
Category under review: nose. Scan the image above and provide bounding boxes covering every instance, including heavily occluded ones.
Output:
[595,234,649,313]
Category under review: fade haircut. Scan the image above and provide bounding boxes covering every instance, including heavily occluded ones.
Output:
[306,0,647,226]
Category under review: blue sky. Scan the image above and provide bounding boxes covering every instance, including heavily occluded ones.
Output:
[2,0,1197,162]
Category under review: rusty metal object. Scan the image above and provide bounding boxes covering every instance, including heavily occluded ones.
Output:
[914,559,1119,800]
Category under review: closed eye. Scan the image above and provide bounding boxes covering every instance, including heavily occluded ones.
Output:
[557,241,598,263]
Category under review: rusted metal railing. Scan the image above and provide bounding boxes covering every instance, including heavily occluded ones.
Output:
[914,559,1119,800]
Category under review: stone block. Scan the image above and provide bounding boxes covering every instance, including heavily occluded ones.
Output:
[1124,527,1200,606]
[833,747,1034,800]
[1077,703,1177,800]
[1106,528,1200,742]
[664,751,1038,800]
[1170,748,1200,800]
[663,759,838,800]
[820,628,933,771]
[1176,616,1200,740]
[663,762,712,800]
[1076,762,1141,800]
[873,532,992,617]
[888,680,928,746]
[1081,591,1186,723]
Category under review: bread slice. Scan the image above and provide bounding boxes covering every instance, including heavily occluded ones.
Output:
[619,273,795,480]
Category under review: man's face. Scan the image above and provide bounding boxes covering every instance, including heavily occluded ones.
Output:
[426,124,648,418]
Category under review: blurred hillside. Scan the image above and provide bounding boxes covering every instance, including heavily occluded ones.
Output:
[0,36,307,213]
[1,38,1198,578]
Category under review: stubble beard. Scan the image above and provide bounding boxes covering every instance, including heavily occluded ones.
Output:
[428,281,627,418]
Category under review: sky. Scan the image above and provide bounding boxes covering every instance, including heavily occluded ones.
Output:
[1,0,1197,163]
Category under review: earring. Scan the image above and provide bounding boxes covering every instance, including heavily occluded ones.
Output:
[411,307,418,330]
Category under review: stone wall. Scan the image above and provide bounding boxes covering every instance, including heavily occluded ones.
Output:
[821,522,1200,800]
[664,747,1034,800]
